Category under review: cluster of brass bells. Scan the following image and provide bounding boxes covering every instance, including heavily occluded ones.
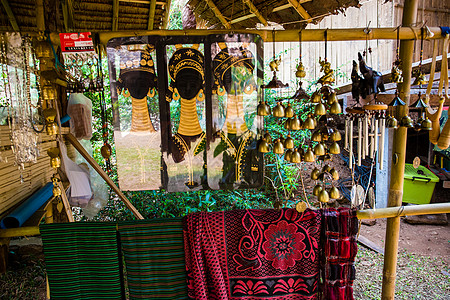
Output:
[311,164,340,203]
[312,91,341,116]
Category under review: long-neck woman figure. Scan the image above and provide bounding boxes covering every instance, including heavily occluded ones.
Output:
[209,45,259,189]
[165,46,206,191]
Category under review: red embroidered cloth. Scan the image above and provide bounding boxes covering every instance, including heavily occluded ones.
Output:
[321,208,358,300]
[183,208,322,299]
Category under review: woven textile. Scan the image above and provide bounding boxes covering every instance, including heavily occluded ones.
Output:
[40,222,123,300]
[118,218,188,299]
[321,208,358,300]
[184,208,322,299]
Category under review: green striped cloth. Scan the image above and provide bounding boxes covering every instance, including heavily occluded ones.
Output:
[118,218,188,299]
[40,222,124,300]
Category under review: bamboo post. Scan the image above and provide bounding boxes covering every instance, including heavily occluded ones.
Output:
[381,0,419,298]
[57,181,74,222]
[65,134,144,220]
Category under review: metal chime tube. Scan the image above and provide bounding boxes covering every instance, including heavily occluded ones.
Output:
[379,118,386,170]
[358,117,362,166]
[364,115,369,157]
[344,117,349,150]
[374,114,379,158]
[369,115,375,159]
[349,118,353,169]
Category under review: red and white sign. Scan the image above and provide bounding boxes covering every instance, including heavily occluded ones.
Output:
[59,32,94,53]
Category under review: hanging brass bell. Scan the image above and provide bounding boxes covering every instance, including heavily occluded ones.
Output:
[284,135,294,149]
[312,130,322,142]
[387,116,398,129]
[304,116,315,130]
[101,143,112,159]
[330,131,342,141]
[273,139,285,154]
[421,117,432,131]
[321,164,331,173]
[327,92,338,105]
[295,62,306,78]
[50,156,61,169]
[400,115,414,128]
[258,138,270,153]
[285,103,294,118]
[311,92,322,103]
[284,149,293,162]
[42,84,57,101]
[35,40,53,59]
[311,167,320,180]
[329,186,340,199]
[330,101,342,114]
[330,168,339,180]
[290,116,302,131]
[264,131,272,144]
[313,184,323,196]
[329,141,341,154]
[257,101,271,116]
[284,118,292,130]
[314,143,326,156]
[291,149,302,163]
[304,148,315,162]
[43,108,57,123]
[52,185,62,197]
[46,122,59,136]
[273,102,285,118]
[314,103,326,116]
[318,189,330,203]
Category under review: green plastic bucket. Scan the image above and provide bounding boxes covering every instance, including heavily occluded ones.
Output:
[402,164,439,204]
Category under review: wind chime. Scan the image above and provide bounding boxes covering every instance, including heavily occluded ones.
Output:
[0,33,42,173]
[306,30,342,204]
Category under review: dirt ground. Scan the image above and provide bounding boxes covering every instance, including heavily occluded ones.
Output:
[359,216,450,264]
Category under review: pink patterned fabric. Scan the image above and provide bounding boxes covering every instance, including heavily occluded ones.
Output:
[183,208,322,299]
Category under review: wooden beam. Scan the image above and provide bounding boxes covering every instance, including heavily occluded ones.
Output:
[230,1,311,25]
[287,0,311,21]
[120,0,165,4]
[147,0,157,30]
[112,0,119,31]
[242,0,267,27]
[204,0,231,29]
[94,26,445,45]
[61,0,74,32]
[162,0,172,29]
[1,0,19,31]
[66,133,144,220]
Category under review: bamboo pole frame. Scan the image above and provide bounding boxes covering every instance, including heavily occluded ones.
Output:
[63,26,447,46]
[1,202,448,237]
[381,0,419,298]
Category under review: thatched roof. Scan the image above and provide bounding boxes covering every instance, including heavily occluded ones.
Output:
[0,0,170,33]
[0,0,362,33]
[187,0,361,30]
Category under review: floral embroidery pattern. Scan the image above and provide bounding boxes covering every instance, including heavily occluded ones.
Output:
[233,280,269,295]
[273,278,309,294]
[262,220,306,270]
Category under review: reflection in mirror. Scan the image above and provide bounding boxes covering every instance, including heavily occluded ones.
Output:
[108,43,161,190]
[208,43,260,189]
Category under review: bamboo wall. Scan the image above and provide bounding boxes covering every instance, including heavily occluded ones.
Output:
[0,125,56,220]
